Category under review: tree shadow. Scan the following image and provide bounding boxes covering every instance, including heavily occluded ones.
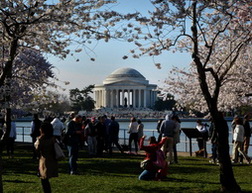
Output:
[3,179,35,184]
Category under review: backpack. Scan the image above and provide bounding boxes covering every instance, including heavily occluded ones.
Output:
[153,149,166,169]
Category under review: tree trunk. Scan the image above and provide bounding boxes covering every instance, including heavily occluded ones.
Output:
[213,114,241,193]
[0,144,3,193]
[0,38,18,193]
[191,1,241,191]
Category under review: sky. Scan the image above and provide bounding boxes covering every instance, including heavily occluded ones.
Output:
[47,0,192,97]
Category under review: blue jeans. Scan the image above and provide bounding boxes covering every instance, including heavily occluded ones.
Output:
[67,144,79,173]
[139,170,156,180]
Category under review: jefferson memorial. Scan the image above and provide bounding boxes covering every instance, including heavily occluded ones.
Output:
[94,67,158,109]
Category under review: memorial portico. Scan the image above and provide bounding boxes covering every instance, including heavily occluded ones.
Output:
[94,68,157,109]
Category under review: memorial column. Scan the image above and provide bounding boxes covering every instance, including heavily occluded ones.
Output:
[133,89,136,108]
[95,90,99,108]
[110,89,114,108]
[138,89,141,108]
[99,90,103,107]
[116,89,119,107]
[128,90,130,107]
[143,89,147,108]
[103,89,107,107]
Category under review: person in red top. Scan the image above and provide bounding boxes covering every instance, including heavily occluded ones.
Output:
[139,136,168,181]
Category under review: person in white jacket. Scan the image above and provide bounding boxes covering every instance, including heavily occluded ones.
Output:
[51,117,65,142]
[232,117,251,164]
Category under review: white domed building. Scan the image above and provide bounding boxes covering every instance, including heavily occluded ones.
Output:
[94,67,158,109]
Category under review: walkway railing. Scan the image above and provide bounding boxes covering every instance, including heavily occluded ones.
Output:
[16,126,247,155]
[16,126,32,143]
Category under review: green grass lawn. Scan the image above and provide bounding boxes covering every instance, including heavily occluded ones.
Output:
[2,144,252,193]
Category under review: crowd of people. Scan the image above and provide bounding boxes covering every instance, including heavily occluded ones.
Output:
[193,113,251,165]
[1,111,252,192]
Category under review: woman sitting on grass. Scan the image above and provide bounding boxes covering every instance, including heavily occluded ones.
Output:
[139,135,168,181]
[35,122,58,193]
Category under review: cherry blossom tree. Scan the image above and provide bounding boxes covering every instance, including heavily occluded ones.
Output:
[0,0,128,126]
[0,48,57,192]
[0,48,56,109]
[0,1,135,192]
[123,0,251,192]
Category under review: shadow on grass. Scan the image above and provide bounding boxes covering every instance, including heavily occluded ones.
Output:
[3,179,35,184]
[117,182,220,193]
[165,176,219,185]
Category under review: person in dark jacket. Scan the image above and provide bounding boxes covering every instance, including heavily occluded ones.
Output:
[108,116,123,155]
[65,114,82,175]
[243,114,251,155]
[85,117,98,156]
[95,116,107,157]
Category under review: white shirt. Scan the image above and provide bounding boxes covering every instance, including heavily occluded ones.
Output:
[51,118,65,136]
[233,124,244,142]
[128,122,138,133]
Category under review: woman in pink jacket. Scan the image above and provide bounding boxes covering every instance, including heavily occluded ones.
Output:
[139,136,168,180]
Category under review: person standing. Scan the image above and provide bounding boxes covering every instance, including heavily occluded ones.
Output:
[103,115,111,152]
[82,118,90,148]
[65,114,82,175]
[51,117,65,143]
[96,116,107,157]
[137,119,144,141]
[171,115,181,164]
[85,117,98,157]
[108,116,124,155]
[243,114,251,155]
[195,119,208,157]
[6,119,16,158]
[160,114,176,165]
[34,122,58,193]
[232,117,251,164]
[128,117,139,154]
[30,114,42,159]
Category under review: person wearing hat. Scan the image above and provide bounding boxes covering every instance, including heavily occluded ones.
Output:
[65,114,82,175]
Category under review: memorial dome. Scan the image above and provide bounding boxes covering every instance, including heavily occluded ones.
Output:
[103,67,148,85]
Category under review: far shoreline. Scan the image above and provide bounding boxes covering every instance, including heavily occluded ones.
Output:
[16,117,234,122]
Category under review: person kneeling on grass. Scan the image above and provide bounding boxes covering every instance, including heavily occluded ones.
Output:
[139,136,168,181]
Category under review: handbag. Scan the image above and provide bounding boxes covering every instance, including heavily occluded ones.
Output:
[54,140,65,161]
[140,159,151,169]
